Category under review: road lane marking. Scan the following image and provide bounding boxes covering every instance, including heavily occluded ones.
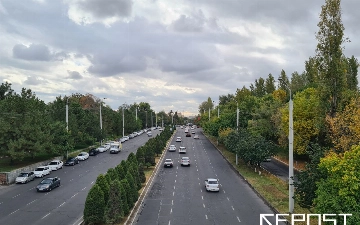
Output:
[59,202,66,207]
[168,220,171,225]
[45,192,50,196]
[9,209,19,215]
[82,187,87,191]
[172,200,173,205]
[227,197,230,201]
[170,208,172,213]
[201,196,203,200]
[231,206,235,210]
[203,203,205,208]
[175,180,176,183]
[42,213,51,219]
[29,187,35,190]
[71,193,78,198]
[174,186,175,190]
[200,189,202,192]
[91,181,94,184]
[223,190,226,193]
[199,182,200,185]
[0,202,3,205]
[205,215,208,219]
[26,199,37,205]
[237,216,241,222]
[12,194,20,198]
[173,192,175,196]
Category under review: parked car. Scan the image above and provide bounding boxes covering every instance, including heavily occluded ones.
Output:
[164,159,174,168]
[168,145,176,152]
[205,178,220,192]
[15,171,36,184]
[179,146,186,154]
[147,131,152,137]
[159,127,164,131]
[48,160,63,171]
[64,157,79,166]
[97,145,109,152]
[109,142,121,154]
[36,177,61,192]
[181,157,190,166]
[77,152,89,161]
[176,137,182,142]
[34,166,51,178]
[89,148,100,156]
[194,135,199,139]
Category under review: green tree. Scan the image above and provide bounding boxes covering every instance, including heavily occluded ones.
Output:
[315,0,349,116]
[254,77,266,97]
[83,184,105,224]
[265,73,276,94]
[345,55,359,91]
[314,146,360,223]
[120,179,133,208]
[95,174,110,205]
[104,180,123,224]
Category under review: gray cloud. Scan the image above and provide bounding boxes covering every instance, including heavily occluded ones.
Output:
[77,0,133,19]
[67,70,83,80]
[24,76,48,85]
[13,44,51,61]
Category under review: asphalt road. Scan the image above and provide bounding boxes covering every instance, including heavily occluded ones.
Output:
[0,130,160,225]
[260,157,299,183]
[134,128,286,225]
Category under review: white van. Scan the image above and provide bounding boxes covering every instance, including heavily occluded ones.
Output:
[109,142,121,154]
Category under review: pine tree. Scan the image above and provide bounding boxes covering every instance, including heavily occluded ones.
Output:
[83,184,105,224]
[95,174,110,205]
[104,180,123,224]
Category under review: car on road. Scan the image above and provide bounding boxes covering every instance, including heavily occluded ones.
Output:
[181,157,190,166]
[36,177,61,192]
[64,157,79,166]
[164,159,174,168]
[48,160,63,171]
[194,135,199,139]
[186,133,191,137]
[159,127,163,131]
[205,178,220,192]
[77,152,89,161]
[97,145,109,152]
[168,145,176,152]
[15,171,36,184]
[34,166,51,178]
[89,148,100,156]
[191,130,195,134]
[176,137,182,142]
[147,131,152,137]
[179,146,186,154]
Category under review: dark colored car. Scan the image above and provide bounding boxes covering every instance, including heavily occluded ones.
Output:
[89,148,99,156]
[64,157,79,166]
[186,133,191,137]
[36,177,60,192]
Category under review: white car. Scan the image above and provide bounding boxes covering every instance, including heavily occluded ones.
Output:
[158,127,163,131]
[77,152,89,161]
[168,145,176,152]
[176,137,182,142]
[181,157,190,166]
[123,136,129,141]
[179,146,186,154]
[34,166,51,178]
[15,171,36,184]
[97,145,108,152]
[205,178,220,192]
[48,160,63,171]
[164,159,173,168]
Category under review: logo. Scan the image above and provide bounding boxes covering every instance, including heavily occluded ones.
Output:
[260,214,352,225]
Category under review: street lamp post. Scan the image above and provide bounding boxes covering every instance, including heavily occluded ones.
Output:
[66,98,69,159]
[99,98,106,145]
[122,105,125,137]
[136,107,138,121]
[236,101,239,165]
[279,77,294,214]
[145,110,148,128]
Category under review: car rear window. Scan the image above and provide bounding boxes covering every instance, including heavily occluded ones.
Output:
[35,168,44,171]
[209,181,218,184]
[49,162,58,165]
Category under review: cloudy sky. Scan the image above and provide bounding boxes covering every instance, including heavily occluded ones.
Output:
[1,0,359,116]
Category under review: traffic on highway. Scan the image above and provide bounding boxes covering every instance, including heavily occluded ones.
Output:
[134,126,286,225]
[0,128,161,225]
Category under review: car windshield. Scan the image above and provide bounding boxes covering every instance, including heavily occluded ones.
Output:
[18,173,28,177]
[78,154,83,156]
[208,180,218,184]
[67,158,74,162]
[35,168,44,171]
[165,159,172,162]
[49,162,57,165]
[182,157,189,160]
[40,179,52,184]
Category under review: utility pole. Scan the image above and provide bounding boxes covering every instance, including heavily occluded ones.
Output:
[66,98,69,159]
[122,106,125,137]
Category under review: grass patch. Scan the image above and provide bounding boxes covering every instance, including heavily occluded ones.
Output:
[208,137,316,224]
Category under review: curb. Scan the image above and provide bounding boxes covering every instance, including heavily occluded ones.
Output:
[203,132,291,225]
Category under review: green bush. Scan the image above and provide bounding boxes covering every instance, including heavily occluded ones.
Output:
[83,184,105,224]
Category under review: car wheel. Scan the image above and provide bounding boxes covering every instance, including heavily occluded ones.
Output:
[49,187,52,191]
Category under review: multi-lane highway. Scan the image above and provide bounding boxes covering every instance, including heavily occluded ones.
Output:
[0,130,160,225]
[134,127,286,225]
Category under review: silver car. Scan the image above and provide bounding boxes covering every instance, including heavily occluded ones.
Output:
[16,171,36,184]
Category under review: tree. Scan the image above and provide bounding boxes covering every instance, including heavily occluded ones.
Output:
[315,0,349,116]
[95,174,110,205]
[326,97,360,153]
[254,77,266,97]
[120,179,133,209]
[345,55,359,91]
[104,180,123,224]
[83,184,105,224]
[314,146,360,224]
[279,88,323,155]
[265,73,276,94]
